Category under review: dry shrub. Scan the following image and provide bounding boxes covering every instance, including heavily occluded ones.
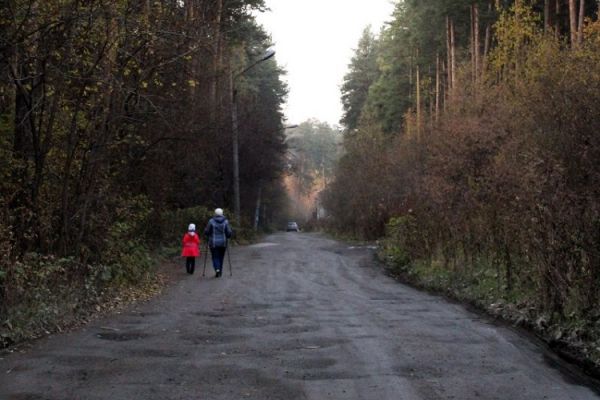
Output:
[326,26,600,324]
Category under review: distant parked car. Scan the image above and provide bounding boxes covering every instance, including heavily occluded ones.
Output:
[286,222,300,232]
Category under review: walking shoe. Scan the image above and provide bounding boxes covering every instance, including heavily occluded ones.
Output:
[216,270,222,278]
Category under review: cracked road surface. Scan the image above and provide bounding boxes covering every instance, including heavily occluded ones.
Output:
[1,233,598,399]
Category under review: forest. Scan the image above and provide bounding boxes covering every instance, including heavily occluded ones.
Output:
[284,120,341,222]
[0,0,288,346]
[325,0,600,368]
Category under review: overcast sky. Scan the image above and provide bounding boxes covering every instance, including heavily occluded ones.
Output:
[255,0,395,127]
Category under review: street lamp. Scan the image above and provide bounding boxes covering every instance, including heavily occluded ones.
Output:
[231,48,276,223]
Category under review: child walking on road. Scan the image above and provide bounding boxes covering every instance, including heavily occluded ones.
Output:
[181,223,200,274]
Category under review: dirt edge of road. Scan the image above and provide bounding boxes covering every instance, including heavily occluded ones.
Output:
[0,259,181,355]
[380,255,600,393]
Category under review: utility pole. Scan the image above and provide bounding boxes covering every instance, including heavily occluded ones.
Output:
[230,70,241,222]
[230,48,275,223]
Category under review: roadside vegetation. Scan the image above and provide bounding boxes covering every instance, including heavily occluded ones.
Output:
[325,1,600,372]
[284,120,342,223]
[0,1,288,347]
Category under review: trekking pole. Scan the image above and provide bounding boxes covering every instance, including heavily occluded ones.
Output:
[202,242,208,277]
[226,244,233,277]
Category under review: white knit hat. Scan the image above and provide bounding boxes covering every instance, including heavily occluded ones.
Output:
[188,223,196,231]
[215,208,224,216]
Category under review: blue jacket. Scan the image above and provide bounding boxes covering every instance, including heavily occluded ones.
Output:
[204,215,233,248]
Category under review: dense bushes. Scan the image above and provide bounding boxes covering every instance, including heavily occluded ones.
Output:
[0,194,155,347]
[156,206,213,249]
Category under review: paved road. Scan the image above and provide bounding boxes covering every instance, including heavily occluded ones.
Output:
[1,233,599,399]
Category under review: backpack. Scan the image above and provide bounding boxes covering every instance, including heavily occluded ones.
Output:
[209,218,230,247]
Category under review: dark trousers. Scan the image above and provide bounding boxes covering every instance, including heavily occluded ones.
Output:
[185,257,196,274]
[210,247,226,272]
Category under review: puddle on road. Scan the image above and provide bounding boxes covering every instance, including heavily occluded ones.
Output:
[248,242,279,248]
[285,357,337,370]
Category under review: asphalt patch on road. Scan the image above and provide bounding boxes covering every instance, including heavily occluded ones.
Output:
[6,394,48,400]
[51,354,115,366]
[180,333,247,345]
[188,364,304,398]
[126,348,182,358]
[286,370,368,381]
[95,331,149,341]
[191,310,238,318]
[233,303,273,311]
[268,324,321,335]
[286,357,338,369]
[213,315,294,329]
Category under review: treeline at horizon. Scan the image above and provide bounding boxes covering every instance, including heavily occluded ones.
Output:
[0,0,288,346]
[325,0,600,364]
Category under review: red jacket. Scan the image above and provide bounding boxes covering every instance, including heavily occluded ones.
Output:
[181,233,200,257]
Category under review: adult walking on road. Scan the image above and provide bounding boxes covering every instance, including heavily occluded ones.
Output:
[181,223,200,274]
[204,208,233,278]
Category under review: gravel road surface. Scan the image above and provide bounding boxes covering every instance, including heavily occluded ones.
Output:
[1,233,598,399]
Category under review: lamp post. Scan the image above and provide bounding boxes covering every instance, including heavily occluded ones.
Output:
[231,48,276,223]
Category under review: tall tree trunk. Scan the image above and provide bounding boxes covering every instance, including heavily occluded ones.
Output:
[450,19,456,93]
[555,0,562,39]
[577,0,585,45]
[446,16,452,94]
[470,5,476,84]
[210,0,223,124]
[569,0,578,47]
[186,0,195,21]
[483,22,491,76]
[254,183,262,231]
[474,4,480,84]
[504,244,513,293]
[544,0,552,32]
[544,0,561,33]
[408,52,413,103]
[416,49,421,138]
[10,43,33,254]
[442,61,447,112]
[435,53,440,122]
[186,1,197,100]
[142,0,151,24]
[229,55,241,222]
